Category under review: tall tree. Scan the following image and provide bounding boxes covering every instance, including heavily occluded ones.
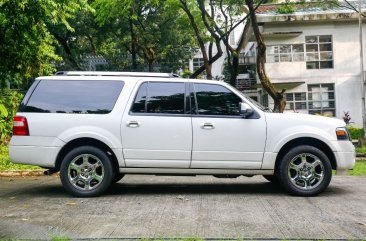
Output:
[192,0,255,84]
[177,0,224,79]
[0,0,91,88]
[245,0,286,112]
[93,0,196,72]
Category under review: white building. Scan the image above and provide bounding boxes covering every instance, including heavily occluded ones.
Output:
[190,1,366,127]
[255,1,366,127]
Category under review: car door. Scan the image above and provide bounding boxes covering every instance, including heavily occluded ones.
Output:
[121,81,192,168]
[190,82,266,169]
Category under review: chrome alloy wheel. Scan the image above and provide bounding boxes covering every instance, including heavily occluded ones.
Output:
[67,154,105,191]
[287,153,324,190]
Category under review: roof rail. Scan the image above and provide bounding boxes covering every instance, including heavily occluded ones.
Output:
[54,71,180,78]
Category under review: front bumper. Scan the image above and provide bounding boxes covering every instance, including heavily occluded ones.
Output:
[331,140,356,174]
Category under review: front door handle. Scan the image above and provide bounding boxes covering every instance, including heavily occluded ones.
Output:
[126,121,140,128]
[200,123,215,129]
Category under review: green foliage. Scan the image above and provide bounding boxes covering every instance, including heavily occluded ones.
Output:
[348,126,364,140]
[51,236,71,241]
[356,147,366,154]
[275,0,340,14]
[0,89,23,143]
[181,69,193,78]
[0,0,91,88]
[277,0,295,14]
[92,0,196,72]
[347,160,366,176]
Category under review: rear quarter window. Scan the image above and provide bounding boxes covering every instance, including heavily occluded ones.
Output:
[21,80,124,114]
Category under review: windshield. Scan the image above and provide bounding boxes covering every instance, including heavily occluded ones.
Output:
[237,91,272,112]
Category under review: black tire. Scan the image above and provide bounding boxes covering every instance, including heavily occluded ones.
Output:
[278,145,332,196]
[263,175,279,184]
[113,173,125,183]
[60,146,114,197]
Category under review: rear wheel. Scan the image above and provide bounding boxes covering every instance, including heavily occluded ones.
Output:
[278,145,332,196]
[60,146,114,197]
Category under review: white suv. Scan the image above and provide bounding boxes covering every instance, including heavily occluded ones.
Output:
[9,71,355,197]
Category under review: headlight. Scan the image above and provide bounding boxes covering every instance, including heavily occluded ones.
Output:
[336,127,351,141]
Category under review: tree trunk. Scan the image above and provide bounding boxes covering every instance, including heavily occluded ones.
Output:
[49,31,81,70]
[148,61,153,72]
[182,0,222,80]
[245,0,286,113]
[229,19,252,87]
[143,46,156,72]
[229,53,239,86]
[129,9,138,71]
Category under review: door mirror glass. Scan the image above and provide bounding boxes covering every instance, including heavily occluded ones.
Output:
[240,102,254,117]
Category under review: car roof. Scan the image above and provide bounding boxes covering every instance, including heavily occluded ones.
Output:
[54,71,180,78]
[36,72,223,85]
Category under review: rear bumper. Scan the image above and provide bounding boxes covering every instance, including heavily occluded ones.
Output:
[9,145,61,168]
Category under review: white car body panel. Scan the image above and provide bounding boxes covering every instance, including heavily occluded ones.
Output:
[121,115,192,168]
[191,117,266,169]
[121,79,192,168]
[9,145,61,168]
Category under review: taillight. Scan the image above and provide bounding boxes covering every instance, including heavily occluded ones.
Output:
[13,116,29,136]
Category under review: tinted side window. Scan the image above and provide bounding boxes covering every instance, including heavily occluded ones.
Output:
[194,83,241,116]
[131,82,147,113]
[131,82,185,114]
[23,80,124,114]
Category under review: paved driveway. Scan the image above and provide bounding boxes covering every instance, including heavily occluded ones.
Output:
[0,175,365,240]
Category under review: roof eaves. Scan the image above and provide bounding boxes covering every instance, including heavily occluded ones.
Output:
[256,1,366,23]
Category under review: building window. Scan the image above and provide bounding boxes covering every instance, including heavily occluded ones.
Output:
[308,84,335,116]
[266,44,304,63]
[193,58,204,71]
[239,53,256,64]
[305,35,333,69]
[285,92,307,111]
[237,64,257,91]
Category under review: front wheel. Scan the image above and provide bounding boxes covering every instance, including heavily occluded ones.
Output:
[60,146,114,197]
[263,175,279,184]
[278,145,332,196]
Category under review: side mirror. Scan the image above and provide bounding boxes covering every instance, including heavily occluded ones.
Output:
[240,102,254,118]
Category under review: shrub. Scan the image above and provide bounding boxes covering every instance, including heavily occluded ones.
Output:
[0,89,23,143]
[277,1,296,14]
[348,126,364,140]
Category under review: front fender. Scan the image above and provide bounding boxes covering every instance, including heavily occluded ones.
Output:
[267,126,337,153]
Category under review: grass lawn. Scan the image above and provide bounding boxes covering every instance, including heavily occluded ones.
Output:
[348,159,366,175]
[356,147,366,154]
[1,144,366,175]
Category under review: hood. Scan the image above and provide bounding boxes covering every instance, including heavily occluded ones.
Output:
[265,112,346,129]
[266,113,346,140]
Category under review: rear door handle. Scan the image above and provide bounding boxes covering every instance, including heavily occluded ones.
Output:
[200,123,215,129]
[126,121,140,128]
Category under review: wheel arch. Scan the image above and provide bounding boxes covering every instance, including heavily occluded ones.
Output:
[55,138,119,173]
[274,137,337,172]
